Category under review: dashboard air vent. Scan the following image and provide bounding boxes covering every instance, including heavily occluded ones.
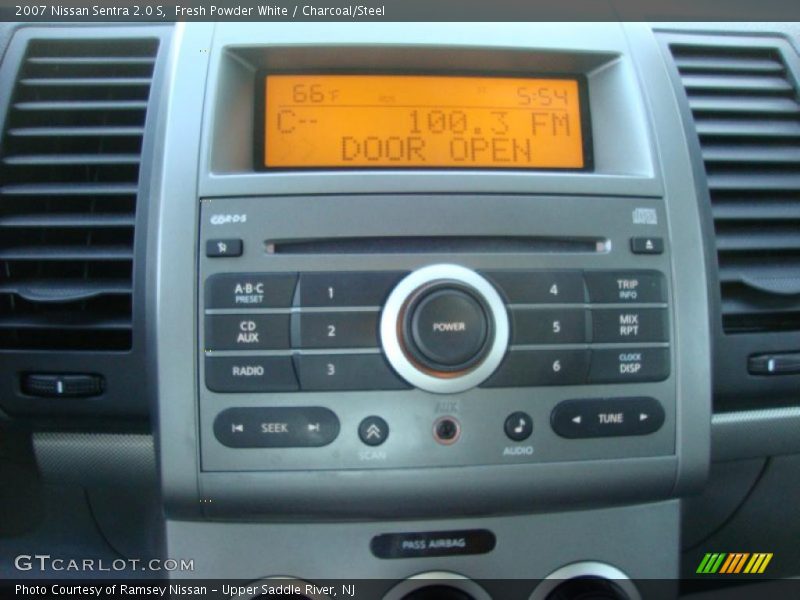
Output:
[0,38,158,350]
[668,42,800,334]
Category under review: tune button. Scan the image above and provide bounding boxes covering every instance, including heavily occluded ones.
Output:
[408,286,489,371]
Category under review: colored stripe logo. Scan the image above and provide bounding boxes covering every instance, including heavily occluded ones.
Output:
[697,553,773,574]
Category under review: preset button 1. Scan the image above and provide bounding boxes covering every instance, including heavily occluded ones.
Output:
[299,271,404,307]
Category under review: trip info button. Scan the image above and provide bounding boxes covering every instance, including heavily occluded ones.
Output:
[205,356,298,392]
[213,407,340,448]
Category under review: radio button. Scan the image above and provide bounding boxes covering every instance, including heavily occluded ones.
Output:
[551,397,665,439]
[299,271,405,307]
[205,314,290,350]
[205,356,298,393]
[214,407,339,448]
[205,273,297,309]
[484,270,585,304]
[295,311,379,349]
[584,271,666,304]
[511,308,587,344]
[588,348,670,383]
[592,308,668,343]
[482,349,590,387]
[295,353,409,391]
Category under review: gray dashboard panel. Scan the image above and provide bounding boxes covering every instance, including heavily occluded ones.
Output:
[151,22,711,521]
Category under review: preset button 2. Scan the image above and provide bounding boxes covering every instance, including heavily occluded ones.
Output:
[294,311,379,348]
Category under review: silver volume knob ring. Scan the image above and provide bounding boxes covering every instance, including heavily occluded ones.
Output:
[380,264,509,394]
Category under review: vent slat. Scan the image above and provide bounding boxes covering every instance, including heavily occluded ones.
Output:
[0,213,135,228]
[701,145,800,163]
[713,199,800,220]
[0,280,132,302]
[681,73,793,92]
[0,315,131,331]
[695,118,800,138]
[20,77,152,87]
[0,37,157,351]
[675,56,785,73]
[707,173,800,191]
[689,96,800,115]
[3,154,141,166]
[8,126,145,137]
[715,231,800,252]
[0,183,138,196]
[27,56,156,66]
[14,100,148,111]
[0,246,134,261]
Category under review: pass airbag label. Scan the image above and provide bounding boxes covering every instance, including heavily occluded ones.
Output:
[370,529,495,559]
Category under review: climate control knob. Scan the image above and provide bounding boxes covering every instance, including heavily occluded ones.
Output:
[381,265,509,394]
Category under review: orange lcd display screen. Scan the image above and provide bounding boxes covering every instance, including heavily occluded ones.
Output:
[262,75,588,169]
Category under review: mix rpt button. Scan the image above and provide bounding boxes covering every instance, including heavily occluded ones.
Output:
[592,308,668,343]
[588,347,670,383]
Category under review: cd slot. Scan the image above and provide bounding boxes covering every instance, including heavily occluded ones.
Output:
[266,236,607,255]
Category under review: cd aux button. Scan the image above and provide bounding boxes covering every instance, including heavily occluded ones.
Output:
[205,314,290,350]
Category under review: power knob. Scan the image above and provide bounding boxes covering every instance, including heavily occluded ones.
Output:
[380,265,509,394]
